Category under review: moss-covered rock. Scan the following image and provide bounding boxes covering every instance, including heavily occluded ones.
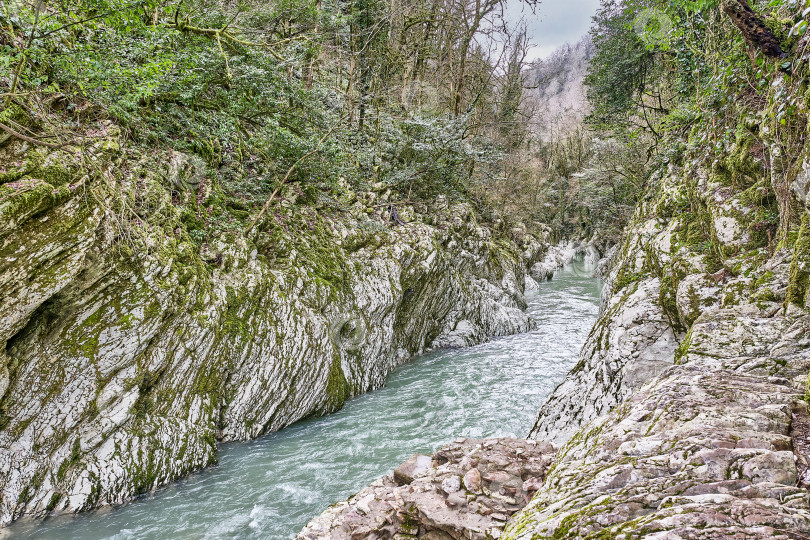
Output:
[0,135,542,526]
[786,212,810,310]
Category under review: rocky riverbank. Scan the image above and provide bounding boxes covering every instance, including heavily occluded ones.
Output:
[297,438,557,540]
[0,134,549,526]
[300,154,810,537]
[501,158,810,537]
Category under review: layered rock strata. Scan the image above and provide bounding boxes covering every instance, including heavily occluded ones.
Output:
[0,138,545,525]
[505,157,810,536]
[504,306,810,538]
[531,162,805,445]
[304,157,810,537]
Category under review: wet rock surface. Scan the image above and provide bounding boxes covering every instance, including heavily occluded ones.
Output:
[297,438,555,540]
[529,240,587,283]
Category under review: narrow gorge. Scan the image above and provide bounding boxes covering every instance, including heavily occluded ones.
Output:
[0,134,556,526]
[3,0,810,538]
[5,257,601,539]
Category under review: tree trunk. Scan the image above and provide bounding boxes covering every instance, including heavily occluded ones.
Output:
[721,0,784,58]
[303,0,322,90]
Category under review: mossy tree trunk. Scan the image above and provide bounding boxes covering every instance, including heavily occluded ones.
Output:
[721,0,784,58]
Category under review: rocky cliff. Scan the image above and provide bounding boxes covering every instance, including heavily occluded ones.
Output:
[503,161,810,538]
[298,438,557,540]
[299,158,810,540]
[0,133,547,526]
[299,68,810,540]
[524,37,592,141]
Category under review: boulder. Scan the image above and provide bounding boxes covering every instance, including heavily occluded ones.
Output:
[394,454,432,485]
[297,438,556,540]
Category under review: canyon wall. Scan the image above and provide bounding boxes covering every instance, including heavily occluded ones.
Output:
[0,135,547,526]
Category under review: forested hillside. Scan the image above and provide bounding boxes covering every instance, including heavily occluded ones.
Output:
[1,0,541,228]
[5,0,810,536]
[495,33,645,249]
[525,37,593,140]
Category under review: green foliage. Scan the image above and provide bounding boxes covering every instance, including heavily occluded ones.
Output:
[380,114,499,200]
[683,0,720,13]
[583,0,810,247]
[2,0,531,243]
[585,0,658,129]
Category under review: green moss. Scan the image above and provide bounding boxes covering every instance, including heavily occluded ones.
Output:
[487,236,521,280]
[131,371,159,419]
[45,492,63,512]
[659,269,685,333]
[260,210,349,297]
[654,186,691,219]
[57,437,83,482]
[614,266,642,292]
[719,130,763,186]
[0,180,59,228]
[763,14,794,53]
[17,469,46,505]
[754,270,774,288]
[222,285,262,340]
[67,308,104,359]
[180,208,206,232]
[323,354,350,411]
[674,328,693,365]
[785,212,810,310]
[36,164,77,187]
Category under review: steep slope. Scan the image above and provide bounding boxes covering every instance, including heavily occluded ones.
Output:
[524,37,593,141]
[298,121,810,540]
[0,134,547,526]
[297,2,810,536]
[507,163,810,538]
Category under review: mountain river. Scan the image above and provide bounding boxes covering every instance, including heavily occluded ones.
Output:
[6,258,602,540]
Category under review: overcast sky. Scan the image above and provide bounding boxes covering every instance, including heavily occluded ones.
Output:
[505,0,601,61]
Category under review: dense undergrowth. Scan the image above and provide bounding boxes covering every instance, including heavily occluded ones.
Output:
[1,0,538,247]
[575,0,810,311]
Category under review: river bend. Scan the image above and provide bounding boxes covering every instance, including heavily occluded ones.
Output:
[6,259,601,539]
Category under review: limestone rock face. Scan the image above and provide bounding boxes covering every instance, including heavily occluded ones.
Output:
[0,141,544,526]
[794,156,810,209]
[528,240,581,282]
[527,162,809,449]
[503,306,810,539]
[296,438,556,540]
[299,159,810,538]
[503,160,810,537]
[529,217,680,447]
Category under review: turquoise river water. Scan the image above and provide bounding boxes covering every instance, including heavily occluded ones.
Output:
[6,259,601,540]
